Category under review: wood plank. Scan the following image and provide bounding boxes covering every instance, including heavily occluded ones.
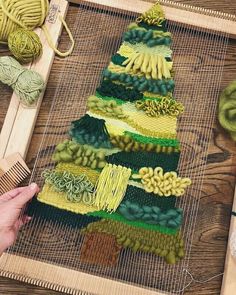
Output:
[221,189,236,295]
[0,0,69,160]
[0,253,165,295]
[69,0,236,38]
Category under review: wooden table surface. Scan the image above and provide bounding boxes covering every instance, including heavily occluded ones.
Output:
[1,0,236,294]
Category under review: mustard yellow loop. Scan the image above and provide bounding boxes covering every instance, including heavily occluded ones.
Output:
[133,166,191,197]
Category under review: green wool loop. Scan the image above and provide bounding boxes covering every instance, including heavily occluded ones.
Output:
[219,81,236,141]
[8,29,43,64]
[42,169,95,204]
[0,56,45,106]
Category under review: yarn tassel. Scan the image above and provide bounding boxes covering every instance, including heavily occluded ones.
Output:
[122,52,172,80]
[69,114,112,148]
[94,164,132,212]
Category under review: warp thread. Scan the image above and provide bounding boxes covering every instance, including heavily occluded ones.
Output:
[218,81,236,141]
[0,56,45,106]
[0,0,74,63]
[174,269,223,293]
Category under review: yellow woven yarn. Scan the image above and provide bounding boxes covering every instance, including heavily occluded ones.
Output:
[56,162,100,184]
[125,109,177,139]
[94,164,132,212]
[37,184,99,215]
[37,162,100,214]
[132,167,191,197]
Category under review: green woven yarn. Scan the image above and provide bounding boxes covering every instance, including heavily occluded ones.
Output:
[0,56,44,106]
[8,29,43,64]
[219,81,236,141]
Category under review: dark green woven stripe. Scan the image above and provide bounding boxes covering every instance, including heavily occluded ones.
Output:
[106,151,180,171]
[27,198,100,229]
[111,54,127,65]
[123,29,171,47]
[138,20,167,32]
[96,79,143,102]
[124,185,177,210]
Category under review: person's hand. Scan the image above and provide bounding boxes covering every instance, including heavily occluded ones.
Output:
[0,183,39,255]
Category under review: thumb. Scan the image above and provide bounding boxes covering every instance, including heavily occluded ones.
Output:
[9,183,39,209]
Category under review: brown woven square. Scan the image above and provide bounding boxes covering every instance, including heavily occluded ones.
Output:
[80,233,121,266]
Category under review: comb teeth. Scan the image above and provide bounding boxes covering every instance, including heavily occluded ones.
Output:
[0,161,30,195]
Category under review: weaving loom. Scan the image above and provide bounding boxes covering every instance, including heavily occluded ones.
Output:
[0,0,236,294]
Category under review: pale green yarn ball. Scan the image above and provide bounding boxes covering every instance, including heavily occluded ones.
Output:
[8,29,43,64]
[0,56,45,106]
[218,81,236,141]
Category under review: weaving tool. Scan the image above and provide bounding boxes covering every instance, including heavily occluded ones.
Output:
[0,0,236,294]
[0,153,30,194]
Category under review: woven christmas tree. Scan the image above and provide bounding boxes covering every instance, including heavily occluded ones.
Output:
[37,3,191,265]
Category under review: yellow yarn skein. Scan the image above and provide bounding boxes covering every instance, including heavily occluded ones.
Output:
[0,0,75,61]
[8,29,43,64]
[0,0,49,43]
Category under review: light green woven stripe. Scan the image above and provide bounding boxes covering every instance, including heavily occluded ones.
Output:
[124,131,180,147]
[88,210,178,235]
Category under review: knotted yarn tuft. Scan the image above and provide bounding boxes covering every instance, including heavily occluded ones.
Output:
[0,56,45,106]
[218,81,236,141]
[8,29,43,64]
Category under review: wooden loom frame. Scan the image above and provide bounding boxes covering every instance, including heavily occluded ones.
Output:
[0,0,236,294]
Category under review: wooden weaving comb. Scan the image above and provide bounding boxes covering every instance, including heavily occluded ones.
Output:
[0,153,31,195]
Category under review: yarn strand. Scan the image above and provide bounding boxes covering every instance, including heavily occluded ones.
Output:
[42,15,75,57]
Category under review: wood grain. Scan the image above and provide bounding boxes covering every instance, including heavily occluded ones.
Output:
[69,0,236,38]
[0,0,236,294]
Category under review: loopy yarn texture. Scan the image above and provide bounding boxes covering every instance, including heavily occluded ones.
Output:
[0,56,44,105]
[132,167,191,197]
[37,3,191,266]
[42,169,95,204]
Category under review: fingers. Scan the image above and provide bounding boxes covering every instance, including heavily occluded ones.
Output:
[14,215,32,232]
[0,187,27,202]
[9,183,39,209]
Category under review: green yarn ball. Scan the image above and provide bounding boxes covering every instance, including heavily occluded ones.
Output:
[8,29,43,64]
[218,81,236,141]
